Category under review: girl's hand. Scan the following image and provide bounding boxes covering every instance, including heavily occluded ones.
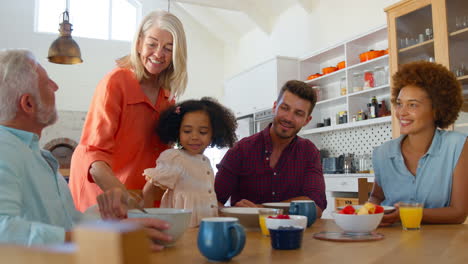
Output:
[379,203,400,227]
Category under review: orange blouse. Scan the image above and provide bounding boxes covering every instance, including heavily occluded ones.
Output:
[69,68,173,212]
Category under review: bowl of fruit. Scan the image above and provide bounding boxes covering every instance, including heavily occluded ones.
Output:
[333,202,384,234]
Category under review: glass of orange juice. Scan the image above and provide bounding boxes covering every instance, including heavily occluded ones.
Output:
[399,202,423,230]
[258,208,283,236]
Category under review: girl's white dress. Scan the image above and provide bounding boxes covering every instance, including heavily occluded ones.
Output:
[143,149,218,227]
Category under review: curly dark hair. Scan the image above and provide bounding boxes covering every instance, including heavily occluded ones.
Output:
[391,61,463,129]
[157,97,238,148]
[277,80,317,115]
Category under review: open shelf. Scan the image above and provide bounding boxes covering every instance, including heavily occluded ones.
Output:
[305,68,346,85]
[449,27,468,38]
[398,39,434,53]
[347,55,389,71]
[300,116,391,135]
[348,84,390,97]
[458,75,468,85]
[316,95,347,106]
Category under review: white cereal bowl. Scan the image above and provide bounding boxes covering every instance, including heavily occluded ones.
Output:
[333,211,383,234]
[220,207,261,229]
[265,215,307,230]
[127,208,192,246]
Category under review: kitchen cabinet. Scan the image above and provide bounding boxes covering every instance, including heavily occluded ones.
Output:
[298,26,392,136]
[223,56,299,117]
[385,0,468,137]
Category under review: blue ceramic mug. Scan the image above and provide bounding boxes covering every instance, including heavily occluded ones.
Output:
[289,200,317,227]
[197,217,246,262]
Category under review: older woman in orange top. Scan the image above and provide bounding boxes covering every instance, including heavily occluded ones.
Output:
[69,10,188,212]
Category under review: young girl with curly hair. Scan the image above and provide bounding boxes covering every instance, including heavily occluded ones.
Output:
[142,97,237,227]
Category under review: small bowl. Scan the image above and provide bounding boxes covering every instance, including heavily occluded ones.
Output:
[322,66,338,75]
[307,73,322,80]
[220,207,261,229]
[265,215,307,230]
[127,208,191,246]
[336,61,346,70]
[333,210,383,234]
[262,202,291,214]
[269,226,304,250]
[359,50,385,62]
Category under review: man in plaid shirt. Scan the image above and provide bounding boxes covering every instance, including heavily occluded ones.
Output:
[215,80,326,217]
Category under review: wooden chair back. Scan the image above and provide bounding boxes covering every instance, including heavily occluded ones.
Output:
[358,178,374,204]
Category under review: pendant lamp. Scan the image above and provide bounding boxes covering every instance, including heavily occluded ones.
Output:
[47,1,83,64]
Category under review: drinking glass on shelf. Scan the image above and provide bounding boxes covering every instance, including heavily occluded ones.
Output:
[340,77,347,96]
[374,66,387,87]
[363,70,375,90]
[425,28,433,40]
[455,63,466,77]
[313,86,322,101]
[456,16,463,30]
[352,72,364,93]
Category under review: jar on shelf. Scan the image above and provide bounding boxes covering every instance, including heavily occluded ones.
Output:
[373,66,387,87]
[363,69,375,89]
[312,85,322,101]
[340,77,347,96]
[352,72,364,93]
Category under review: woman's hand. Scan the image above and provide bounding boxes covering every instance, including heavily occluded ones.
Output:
[379,203,400,227]
[97,188,130,220]
[123,217,172,251]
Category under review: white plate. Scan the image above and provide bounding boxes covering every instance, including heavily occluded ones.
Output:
[336,205,395,214]
[262,202,290,208]
[262,202,291,214]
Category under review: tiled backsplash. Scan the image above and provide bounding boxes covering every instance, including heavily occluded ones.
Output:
[40,110,87,148]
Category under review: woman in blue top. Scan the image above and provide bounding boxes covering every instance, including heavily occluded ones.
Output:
[370,61,468,225]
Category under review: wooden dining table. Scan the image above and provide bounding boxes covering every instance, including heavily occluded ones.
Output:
[154,219,468,263]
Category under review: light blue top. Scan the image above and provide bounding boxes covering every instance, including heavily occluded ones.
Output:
[0,125,82,246]
[373,129,467,208]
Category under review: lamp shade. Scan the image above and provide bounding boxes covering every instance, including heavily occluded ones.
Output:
[48,11,83,64]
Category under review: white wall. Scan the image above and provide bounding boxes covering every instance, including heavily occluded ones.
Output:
[224,0,400,79]
[0,0,225,112]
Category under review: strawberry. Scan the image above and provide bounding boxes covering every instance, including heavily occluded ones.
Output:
[341,205,356,214]
[268,214,290,219]
[375,205,384,214]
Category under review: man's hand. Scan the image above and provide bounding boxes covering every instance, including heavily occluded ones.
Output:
[234,199,263,207]
[123,217,172,251]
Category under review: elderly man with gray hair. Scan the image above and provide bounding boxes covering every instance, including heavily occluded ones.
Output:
[0,49,170,249]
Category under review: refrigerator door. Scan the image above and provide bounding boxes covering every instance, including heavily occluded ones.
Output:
[236,115,254,140]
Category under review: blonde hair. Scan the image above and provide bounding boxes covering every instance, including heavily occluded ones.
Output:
[117,10,187,98]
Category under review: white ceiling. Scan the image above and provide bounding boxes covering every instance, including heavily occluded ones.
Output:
[173,0,319,43]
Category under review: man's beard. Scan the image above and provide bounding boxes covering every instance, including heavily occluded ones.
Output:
[36,98,58,126]
[272,118,300,139]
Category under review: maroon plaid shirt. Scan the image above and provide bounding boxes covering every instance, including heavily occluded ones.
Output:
[215,125,327,210]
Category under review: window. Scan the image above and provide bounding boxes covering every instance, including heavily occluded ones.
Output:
[35,0,141,41]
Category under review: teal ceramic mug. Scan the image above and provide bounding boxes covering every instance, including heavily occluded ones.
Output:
[289,200,317,227]
[197,217,246,262]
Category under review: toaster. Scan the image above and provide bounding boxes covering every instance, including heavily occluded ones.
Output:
[322,156,344,174]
